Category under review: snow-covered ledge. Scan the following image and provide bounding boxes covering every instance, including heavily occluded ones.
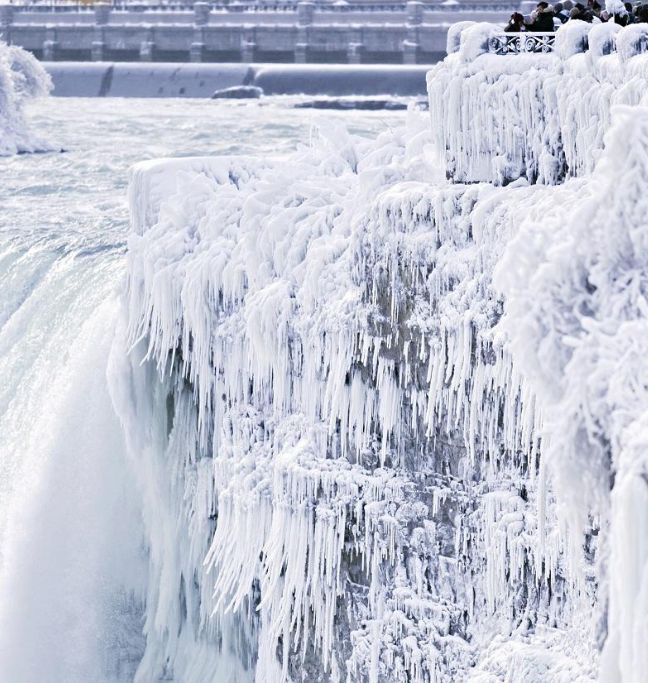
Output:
[430,21,648,184]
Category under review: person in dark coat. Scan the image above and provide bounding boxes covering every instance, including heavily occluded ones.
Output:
[527,2,557,30]
[554,2,570,22]
[570,3,593,20]
[590,1,604,18]
[505,11,528,30]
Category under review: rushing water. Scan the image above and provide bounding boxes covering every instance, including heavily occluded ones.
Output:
[0,97,405,683]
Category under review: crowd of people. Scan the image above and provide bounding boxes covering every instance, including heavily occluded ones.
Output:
[504,0,647,32]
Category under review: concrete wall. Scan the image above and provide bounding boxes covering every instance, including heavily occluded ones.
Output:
[43,61,431,96]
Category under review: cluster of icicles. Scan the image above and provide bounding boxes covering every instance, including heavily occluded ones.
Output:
[117,29,648,683]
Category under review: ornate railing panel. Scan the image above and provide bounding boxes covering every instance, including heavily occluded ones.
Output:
[489,33,521,54]
[523,32,556,52]
[489,31,556,54]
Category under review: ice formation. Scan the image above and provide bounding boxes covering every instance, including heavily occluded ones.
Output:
[116,22,648,683]
[0,41,51,155]
[429,21,648,185]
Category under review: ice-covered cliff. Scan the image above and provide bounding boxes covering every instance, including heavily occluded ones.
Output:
[117,24,648,683]
[0,41,51,155]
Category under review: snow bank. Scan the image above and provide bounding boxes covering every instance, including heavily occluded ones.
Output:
[0,42,51,155]
[428,22,648,184]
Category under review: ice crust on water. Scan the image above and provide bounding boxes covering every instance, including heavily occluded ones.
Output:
[118,28,648,683]
[0,42,51,155]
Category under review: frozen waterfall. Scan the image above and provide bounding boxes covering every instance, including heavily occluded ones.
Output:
[0,64,144,683]
[121,122,591,683]
[4,19,648,683]
[0,237,146,682]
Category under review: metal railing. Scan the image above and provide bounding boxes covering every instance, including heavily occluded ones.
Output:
[489,32,556,54]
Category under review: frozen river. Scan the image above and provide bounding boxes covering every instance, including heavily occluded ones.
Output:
[3,97,406,250]
[0,97,405,683]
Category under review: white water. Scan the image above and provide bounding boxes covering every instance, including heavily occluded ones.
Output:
[0,97,404,682]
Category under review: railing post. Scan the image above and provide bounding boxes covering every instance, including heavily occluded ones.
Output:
[190,36,205,62]
[406,0,424,25]
[92,37,105,61]
[140,27,155,61]
[43,26,58,61]
[191,1,209,61]
[297,1,314,26]
[94,2,111,26]
[0,4,14,44]
[241,30,256,64]
[92,3,110,61]
[403,0,423,64]
[294,42,307,63]
[193,2,210,26]
[295,1,313,63]
[347,42,364,64]
[402,39,419,64]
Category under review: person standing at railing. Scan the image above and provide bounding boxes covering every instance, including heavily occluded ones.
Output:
[636,4,648,22]
[589,0,604,19]
[526,1,556,30]
[553,1,571,23]
[568,3,591,21]
[505,11,527,30]
[624,3,636,22]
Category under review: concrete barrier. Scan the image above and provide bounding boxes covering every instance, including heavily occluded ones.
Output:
[43,61,431,97]
[253,64,429,95]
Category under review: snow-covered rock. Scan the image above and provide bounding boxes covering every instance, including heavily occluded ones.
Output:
[0,42,51,155]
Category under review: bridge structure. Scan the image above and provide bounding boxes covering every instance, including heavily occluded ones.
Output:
[0,0,519,63]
